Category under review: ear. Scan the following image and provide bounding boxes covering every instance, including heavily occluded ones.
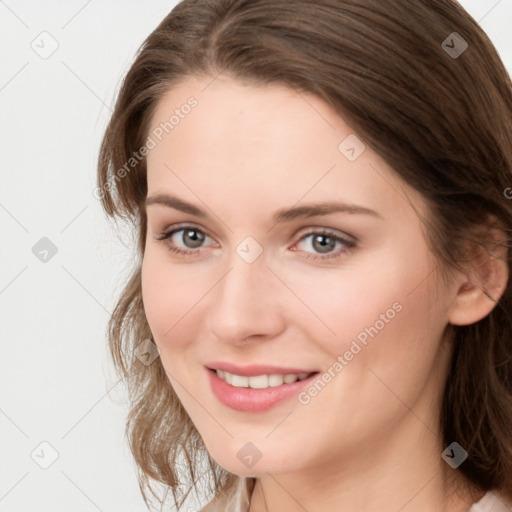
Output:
[448,217,509,326]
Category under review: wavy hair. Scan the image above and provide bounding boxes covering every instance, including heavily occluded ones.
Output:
[97,0,512,509]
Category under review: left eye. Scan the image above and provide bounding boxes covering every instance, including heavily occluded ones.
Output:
[156,226,356,261]
[293,231,356,260]
[157,226,212,254]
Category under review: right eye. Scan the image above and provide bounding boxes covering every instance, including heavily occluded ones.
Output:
[156,225,214,258]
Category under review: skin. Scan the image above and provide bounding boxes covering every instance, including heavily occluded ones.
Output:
[141,75,507,511]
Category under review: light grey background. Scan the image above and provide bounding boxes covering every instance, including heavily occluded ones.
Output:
[0,1,511,511]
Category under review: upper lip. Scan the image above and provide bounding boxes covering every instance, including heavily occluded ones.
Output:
[206,362,319,377]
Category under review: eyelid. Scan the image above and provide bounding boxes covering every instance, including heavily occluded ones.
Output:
[291,227,356,261]
[156,222,214,240]
[155,222,356,242]
[155,223,217,250]
[155,222,356,260]
[293,225,357,244]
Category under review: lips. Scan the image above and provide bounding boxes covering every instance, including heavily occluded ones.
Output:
[205,366,318,413]
[206,361,319,376]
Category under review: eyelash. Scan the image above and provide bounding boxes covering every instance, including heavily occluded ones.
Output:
[155,224,356,262]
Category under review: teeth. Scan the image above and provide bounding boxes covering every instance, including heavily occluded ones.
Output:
[216,370,312,389]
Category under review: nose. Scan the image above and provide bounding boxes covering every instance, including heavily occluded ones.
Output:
[208,248,286,345]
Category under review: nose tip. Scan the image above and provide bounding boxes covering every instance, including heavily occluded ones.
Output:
[207,253,285,344]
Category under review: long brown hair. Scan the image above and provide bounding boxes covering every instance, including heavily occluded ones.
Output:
[97,0,512,509]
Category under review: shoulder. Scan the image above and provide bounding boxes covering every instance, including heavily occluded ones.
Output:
[467,490,512,512]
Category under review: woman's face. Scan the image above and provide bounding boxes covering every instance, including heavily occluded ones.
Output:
[141,75,459,477]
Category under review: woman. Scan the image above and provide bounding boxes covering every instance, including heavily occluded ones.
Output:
[97,1,512,510]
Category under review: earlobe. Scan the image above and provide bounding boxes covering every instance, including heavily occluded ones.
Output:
[448,226,509,327]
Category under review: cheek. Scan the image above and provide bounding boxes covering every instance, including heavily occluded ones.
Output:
[283,262,407,353]
[141,249,219,361]
[141,251,194,347]
[287,245,443,374]
[287,265,447,447]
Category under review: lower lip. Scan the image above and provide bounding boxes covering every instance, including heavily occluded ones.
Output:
[206,368,319,413]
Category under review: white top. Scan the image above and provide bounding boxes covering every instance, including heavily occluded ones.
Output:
[200,484,512,512]
[467,490,512,511]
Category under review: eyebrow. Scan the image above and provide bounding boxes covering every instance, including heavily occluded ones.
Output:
[145,194,382,224]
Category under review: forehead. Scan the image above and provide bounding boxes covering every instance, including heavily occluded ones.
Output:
[147,74,343,161]
[145,75,426,222]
